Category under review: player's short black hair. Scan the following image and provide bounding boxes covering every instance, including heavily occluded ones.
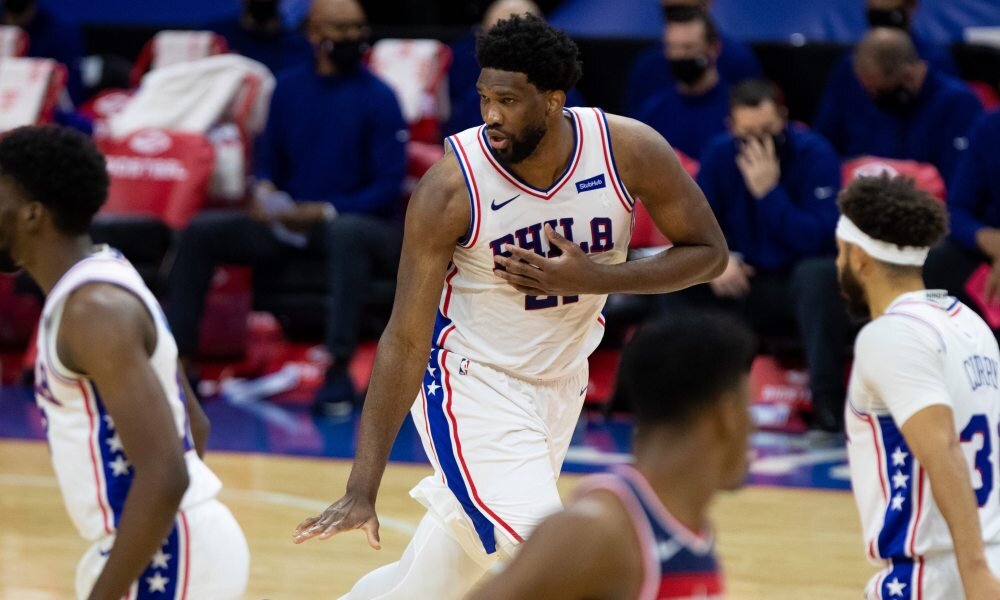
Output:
[838,174,947,249]
[667,6,719,45]
[729,79,781,110]
[616,311,756,428]
[0,125,108,235]
[476,13,583,92]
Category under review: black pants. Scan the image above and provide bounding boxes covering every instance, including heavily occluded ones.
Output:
[165,212,402,363]
[659,256,855,431]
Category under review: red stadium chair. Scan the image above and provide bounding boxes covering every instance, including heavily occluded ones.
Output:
[97,128,216,230]
[129,30,228,88]
[842,156,946,201]
[0,57,66,132]
[369,39,452,144]
[0,26,28,57]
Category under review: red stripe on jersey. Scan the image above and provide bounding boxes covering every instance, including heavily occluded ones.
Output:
[442,266,458,317]
[179,510,191,600]
[908,466,925,556]
[441,351,524,543]
[453,137,483,247]
[78,381,113,535]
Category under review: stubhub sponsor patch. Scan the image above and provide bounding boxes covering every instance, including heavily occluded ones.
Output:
[575,174,606,193]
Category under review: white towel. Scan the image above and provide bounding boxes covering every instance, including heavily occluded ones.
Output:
[0,57,56,132]
[108,54,275,138]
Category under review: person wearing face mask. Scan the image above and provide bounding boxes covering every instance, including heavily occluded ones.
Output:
[625,0,762,118]
[633,7,731,160]
[2,0,84,102]
[208,0,312,75]
[166,0,408,417]
[815,27,981,186]
[663,80,849,437]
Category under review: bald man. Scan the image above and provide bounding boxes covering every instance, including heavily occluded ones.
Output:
[813,27,980,185]
[167,0,408,416]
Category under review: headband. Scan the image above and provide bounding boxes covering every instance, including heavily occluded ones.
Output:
[835,215,929,266]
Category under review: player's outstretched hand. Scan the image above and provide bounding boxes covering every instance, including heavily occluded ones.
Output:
[292,493,381,549]
[494,224,599,296]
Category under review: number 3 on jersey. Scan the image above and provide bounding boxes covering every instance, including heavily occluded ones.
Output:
[960,413,996,507]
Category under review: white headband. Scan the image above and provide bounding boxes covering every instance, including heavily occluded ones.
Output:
[836,215,930,266]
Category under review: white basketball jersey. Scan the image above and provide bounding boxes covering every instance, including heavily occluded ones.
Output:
[441,107,634,380]
[847,290,1000,563]
[34,246,221,542]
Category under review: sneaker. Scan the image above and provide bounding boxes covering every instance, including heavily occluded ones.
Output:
[312,369,357,418]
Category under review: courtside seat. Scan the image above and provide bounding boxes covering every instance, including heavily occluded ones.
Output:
[842,156,946,201]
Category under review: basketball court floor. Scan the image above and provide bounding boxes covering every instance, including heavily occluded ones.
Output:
[0,385,872,598]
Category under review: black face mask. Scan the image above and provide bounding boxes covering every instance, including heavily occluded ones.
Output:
[663,5,702,22]
[4,0,34,17]
[246,0,279,27]
[670,55,710,85]
[867,8,909,30]
[873,84,915,114]
[320,38,368,74]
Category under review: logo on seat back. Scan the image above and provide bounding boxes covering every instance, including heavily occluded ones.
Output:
[575,174,606,193]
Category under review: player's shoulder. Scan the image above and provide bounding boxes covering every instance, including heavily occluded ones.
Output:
[62,282,151,334]
[405,147,471,238]
[601,111,676,171]
[858,309,946,357]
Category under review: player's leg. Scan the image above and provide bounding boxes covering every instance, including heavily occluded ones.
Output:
[182,500,250,600]
[74,500,249,600]
[339,511,490,600]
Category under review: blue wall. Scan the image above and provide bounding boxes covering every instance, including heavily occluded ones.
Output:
[549,0,1000,43]
[36,0,311,26]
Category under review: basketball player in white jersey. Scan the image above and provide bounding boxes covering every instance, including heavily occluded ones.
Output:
[838,175,1000,599]
[0,126,249,599]
[469,311,754,599]
[293,14,728,599]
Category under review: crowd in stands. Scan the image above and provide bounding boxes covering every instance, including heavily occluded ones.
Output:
[2,0,999,438]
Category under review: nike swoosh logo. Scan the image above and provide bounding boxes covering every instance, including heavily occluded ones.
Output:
[491,194,520,211]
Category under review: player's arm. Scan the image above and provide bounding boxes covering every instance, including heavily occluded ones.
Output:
[467,491,636,600]
[293,151,471,546]
[58,284,190,600]
[860,321,1000,599]
[178,361,209,458]
[902,407,1000,599]
[495,115,727,297]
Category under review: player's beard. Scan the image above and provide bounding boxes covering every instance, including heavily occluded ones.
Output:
[837,261,870,321]
[491,121,547,165]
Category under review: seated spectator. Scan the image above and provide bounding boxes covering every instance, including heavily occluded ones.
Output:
[445,0,584,135]
[626,0,761,117]
[634,7,729,159]
[166,0,407,416]
[924,110,1000,330]
[666,80,848,434]
[209,0,312,75]
[3,0,84,101]
[862,0,957,74]
[814,27,981,184]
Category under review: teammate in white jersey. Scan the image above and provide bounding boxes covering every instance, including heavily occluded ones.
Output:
[293,14,728,599]
[0,126,248,599]
[838,174,1000,599]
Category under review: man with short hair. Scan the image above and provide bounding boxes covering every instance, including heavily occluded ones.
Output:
[625,0,762,118]
[0,126,249,599]
[671,79,847,434]
[838,175,1000,598]
[634,7,731,159]
[292,14,728,599]
[167,0,408,416]
[814,27,980,184]
[468,310,754,599]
